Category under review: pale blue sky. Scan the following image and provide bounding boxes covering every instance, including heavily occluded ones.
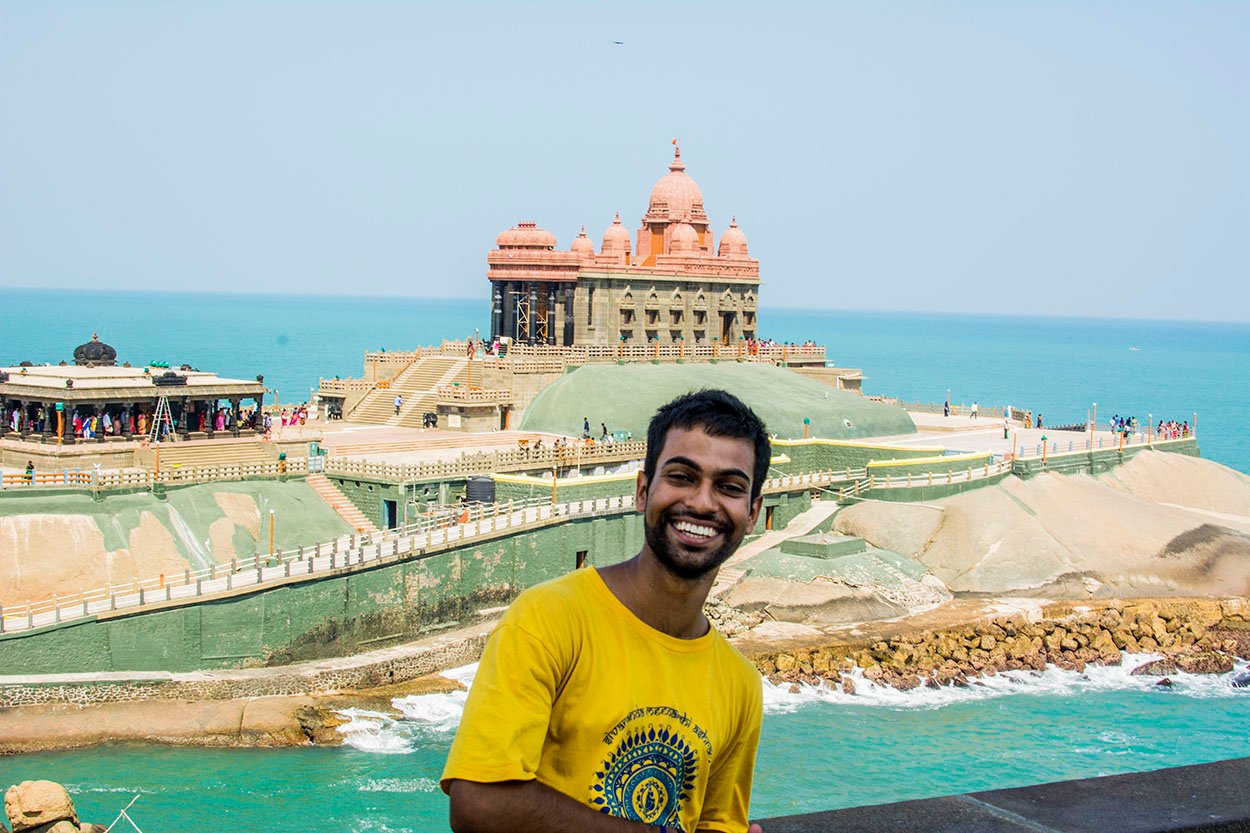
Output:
[2,2,1247,320]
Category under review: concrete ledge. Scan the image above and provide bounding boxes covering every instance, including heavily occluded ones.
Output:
[759,757,1250,832]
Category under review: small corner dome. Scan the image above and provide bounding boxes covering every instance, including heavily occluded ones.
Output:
[601,213,632,251]
[570,226,595,255]
[718,217,748,257]
[496,222,558,249]
[73,332,118,366]
[669,222,699,253]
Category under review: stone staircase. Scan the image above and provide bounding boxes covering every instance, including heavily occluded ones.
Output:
[143,438,275,472]
[306,473,379,533]
[346,357,470,426]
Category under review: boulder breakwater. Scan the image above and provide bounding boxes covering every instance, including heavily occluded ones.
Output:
[754,597,1250,693]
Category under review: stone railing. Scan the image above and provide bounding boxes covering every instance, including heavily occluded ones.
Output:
[316,378,375,396]
[1014,431,1194,460]
[0,463,982,633]
[485,341,827,370]
[0,494,633,634]
[0,459,308,492]
[325,440,649,481]
[436,386,513,403]
[899,400,1019,419]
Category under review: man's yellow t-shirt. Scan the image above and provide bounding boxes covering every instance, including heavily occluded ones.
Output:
[441,567,763,832]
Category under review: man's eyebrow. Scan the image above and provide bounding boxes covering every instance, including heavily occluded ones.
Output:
[660,455,751,482]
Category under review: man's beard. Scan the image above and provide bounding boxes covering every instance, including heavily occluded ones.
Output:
[644,509,740,581]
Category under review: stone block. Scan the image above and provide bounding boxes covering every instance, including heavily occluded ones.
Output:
[4,782,77,832]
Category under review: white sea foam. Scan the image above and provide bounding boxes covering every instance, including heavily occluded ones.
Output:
[337,664,479,752]
[339,654,1247,752]
[356,777,439,793]
[760,654,1250,713]
[336,708,414,753]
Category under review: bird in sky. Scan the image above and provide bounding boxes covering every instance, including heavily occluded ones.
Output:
[612,40,625,45]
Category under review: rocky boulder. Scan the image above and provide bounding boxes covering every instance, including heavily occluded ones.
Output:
[3,782,106,833]
[5,782,78,832]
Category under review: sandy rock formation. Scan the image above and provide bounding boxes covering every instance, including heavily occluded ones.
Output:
[722,575,908,624]
[3,781,106,833]
[833,452,1250,598]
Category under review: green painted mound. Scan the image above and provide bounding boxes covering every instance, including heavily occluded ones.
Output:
[519,363,916,440]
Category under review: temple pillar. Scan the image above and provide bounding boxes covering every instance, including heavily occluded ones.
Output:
[49,402,65,444]
[547,286,557,345]
[231,399,242,437]
[491,284,503,343]
[563,286,575,346]
[180,397,192,440]
[0,400,8,437]
[93,403,105,443]
[253,393,264,433]
[501,282,515,343]
[528,283,538,345]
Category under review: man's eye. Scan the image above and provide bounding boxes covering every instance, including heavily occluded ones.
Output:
[719,482,747,495]
[666,471,693,483]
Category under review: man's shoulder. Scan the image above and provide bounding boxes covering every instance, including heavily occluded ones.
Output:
[502,568,599,624]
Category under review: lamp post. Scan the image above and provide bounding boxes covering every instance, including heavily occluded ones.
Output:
[803,416,810,439]
[1090,402,1097,448]
[551,465,558,507]
[269,509,275,559]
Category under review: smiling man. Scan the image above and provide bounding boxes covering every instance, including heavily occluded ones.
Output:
[442,389,769,833]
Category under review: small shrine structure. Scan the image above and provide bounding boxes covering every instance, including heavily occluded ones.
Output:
[0,334,267,444]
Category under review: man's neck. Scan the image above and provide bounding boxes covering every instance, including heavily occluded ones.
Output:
[597,553,716,640]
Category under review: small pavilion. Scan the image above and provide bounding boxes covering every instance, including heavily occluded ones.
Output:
[0,334,267,444]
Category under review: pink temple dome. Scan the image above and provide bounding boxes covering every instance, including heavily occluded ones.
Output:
[496,221,558,249]
[646,145,705,221]
[717,216,748,257]
[669,222,700,253]
[601,213,631,251]
[570,226,595,255]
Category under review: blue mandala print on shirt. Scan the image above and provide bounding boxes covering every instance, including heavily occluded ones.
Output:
[590,723,699,830]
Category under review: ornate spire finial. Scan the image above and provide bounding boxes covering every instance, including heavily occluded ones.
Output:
[613,212,622,224]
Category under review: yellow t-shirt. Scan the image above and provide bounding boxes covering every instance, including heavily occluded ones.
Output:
[441,567,763,832]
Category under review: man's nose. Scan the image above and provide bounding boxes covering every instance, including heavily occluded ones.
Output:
[683,478,718,515]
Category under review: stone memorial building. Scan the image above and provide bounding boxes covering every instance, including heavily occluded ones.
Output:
[488,144,761,347]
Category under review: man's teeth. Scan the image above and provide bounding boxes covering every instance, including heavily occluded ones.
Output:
[674,521,716,538]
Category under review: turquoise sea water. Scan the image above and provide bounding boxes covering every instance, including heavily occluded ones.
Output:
[2,290,1248,830]
[4,289,1248,471]
[1,662,1247,832]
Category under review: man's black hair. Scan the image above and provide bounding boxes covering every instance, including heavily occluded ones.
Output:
[644,389,771,501]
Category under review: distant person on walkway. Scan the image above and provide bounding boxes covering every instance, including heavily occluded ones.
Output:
[582,416,590,438]
[25,460,34,483]
[601,422,609,441]
[1036,413,1043,429]
[1003,416,1010,440]
[971,401,979,419]
[394,394,403,416]
[943,399,950,417]
[443,389,768,833]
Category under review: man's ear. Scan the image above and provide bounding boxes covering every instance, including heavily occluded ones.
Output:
[635,469,649,511]
[748,494,763,530]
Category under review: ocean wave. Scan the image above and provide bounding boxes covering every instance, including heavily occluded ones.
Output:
[356,777,439,793]
[761,654,1250,713]
[335,708,414,754]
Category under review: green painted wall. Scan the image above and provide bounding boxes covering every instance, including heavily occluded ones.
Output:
[860,472,1012,502]
[329,475,409,528]
[0,513,643,674]
[866,452,993,479]
[0,483,823,675]
[769,440,938,474]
